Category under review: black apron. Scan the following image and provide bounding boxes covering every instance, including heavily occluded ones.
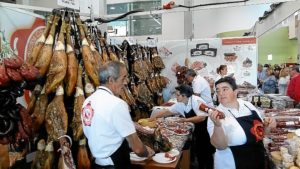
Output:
[92,88,132,169]
[229,105,266,169]
[184,103,215,169]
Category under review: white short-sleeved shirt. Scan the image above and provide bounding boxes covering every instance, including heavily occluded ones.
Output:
[81,87,136,166]
[207,99,263,169]
[169,95,209,117]
[192,75,213,105]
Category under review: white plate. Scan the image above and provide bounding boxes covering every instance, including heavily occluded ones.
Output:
[130,152,147,162]
[152,153,177,164]
[167,149,180,156]
[295,129,300,137]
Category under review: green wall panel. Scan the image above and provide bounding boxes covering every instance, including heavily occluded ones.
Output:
[258,27,297,65]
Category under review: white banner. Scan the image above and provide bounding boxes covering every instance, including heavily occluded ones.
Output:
[155,37,257,94]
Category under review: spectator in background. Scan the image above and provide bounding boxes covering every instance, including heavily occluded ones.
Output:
[287,66,300,107]
[273,67,281,93]
[215,65,228,82]
[257,64,266,89]
[273,66,281,80]
[278,67,290,95]
[262,67,277,94]
[185,69,213,105]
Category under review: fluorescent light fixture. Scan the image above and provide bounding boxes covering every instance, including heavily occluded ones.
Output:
[267,54,272,60]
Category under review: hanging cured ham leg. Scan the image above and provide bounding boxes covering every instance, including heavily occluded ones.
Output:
[27,84,42,115]
[65,21,78,97]
[26,14,54,66]
[45,85,68,142]
[31,85,48,134]
[34,14,60,77]
[77,138,91,169]
[76,14,100,87]
[43,142,55,169]
[71,64,85,141]
[83,70,95,97]
[31,139,47,169]
[45,19,68,94]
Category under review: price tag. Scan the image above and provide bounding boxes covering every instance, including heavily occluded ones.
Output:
[57,0,80,10]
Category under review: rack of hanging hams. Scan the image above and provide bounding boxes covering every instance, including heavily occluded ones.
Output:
[0,7,171,168]
[263,108,300,169]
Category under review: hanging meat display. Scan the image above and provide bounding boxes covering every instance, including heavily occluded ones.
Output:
[88,40,102,72]
[26,14,54,66]
[75,14,100,87]
[71,65,85,141]
[77,138,91,169]
[43,142,55,169]
[83,70,95,97]
[31,139,47,169]
[98,31,109,63]
[0,7,171,168]
[34,14,61,77]
[45,85,68,142]
[65,20,79,97]
[31,85,48,134]
[150,47,165,72]
[45,18,68,94]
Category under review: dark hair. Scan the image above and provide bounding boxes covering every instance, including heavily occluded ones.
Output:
[175,84,193,97]
[215,77,237,91]
[216,65,227,74]
[291,66,300,73]
[185,69,197,77]
[99,61,126,84]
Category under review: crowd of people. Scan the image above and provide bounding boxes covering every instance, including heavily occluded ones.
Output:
[257,63,300,107]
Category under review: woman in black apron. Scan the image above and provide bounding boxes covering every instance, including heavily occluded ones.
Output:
[209,77,273,169]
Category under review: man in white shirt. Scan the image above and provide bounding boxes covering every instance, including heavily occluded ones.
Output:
[185,69,213,106]
[81,61,154,169]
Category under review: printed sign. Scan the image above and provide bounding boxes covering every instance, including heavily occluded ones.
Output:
[57,0,80,10]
